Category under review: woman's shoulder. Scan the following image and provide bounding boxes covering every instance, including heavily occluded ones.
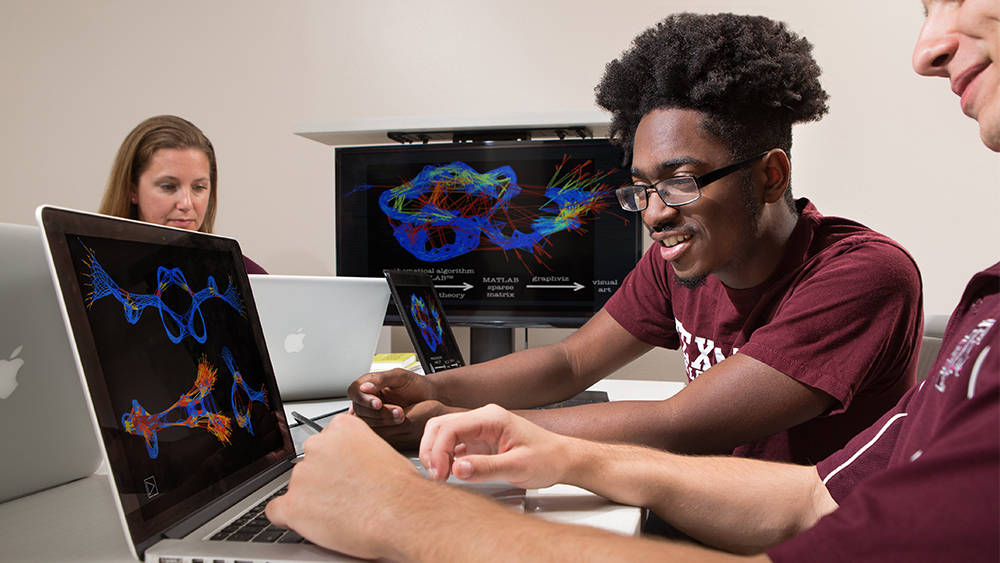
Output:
[242,255,267,274]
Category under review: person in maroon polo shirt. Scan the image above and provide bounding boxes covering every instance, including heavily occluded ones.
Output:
[348,13,923,468]
[265,2,999,561]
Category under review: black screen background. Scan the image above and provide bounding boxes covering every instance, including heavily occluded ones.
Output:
[336,141,640,327]
[397,283,464,373]
[65,234,286,524]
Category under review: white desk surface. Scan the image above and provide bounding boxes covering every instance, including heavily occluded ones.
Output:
[283,378,685,424]
[0,378,685,562]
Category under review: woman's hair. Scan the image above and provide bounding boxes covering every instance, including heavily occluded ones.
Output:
[595,13,829,164]
[98,115,218,233]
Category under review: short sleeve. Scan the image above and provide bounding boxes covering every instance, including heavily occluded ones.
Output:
[768,372,1000,562]
[604,245,680,349]
[816,399,911,499]
[738,240,922,410]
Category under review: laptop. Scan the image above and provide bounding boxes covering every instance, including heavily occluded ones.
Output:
[383,270,464,374]
[37,206,521,562]
[249,275,390,400]
[0,223,102,503]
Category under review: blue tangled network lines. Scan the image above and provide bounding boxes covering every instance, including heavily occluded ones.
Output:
[357,161,607,263]
[409,294,443,352]
[222,347,268,435]
[80,240,245,344]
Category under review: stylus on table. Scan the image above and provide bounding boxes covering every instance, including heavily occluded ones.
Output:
[290,408,350,433]
[290,411,325,433]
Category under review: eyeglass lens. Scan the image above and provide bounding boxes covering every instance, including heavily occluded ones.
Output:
[616,178,699,211]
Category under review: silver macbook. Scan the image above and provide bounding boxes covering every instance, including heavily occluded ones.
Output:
[36,206,339,561]
[249,275,390,401]
[0,223,102,503]
[37,206,521,562]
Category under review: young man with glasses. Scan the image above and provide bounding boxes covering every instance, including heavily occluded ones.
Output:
[269,4,997,559]
[349,13,923,466]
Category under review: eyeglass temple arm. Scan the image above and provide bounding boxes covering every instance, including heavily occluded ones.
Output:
[694,151,769,188]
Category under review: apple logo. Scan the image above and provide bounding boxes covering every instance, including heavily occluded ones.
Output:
[0,345,25,399]
[284,328,305,354]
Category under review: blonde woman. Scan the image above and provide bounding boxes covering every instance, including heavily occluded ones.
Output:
[99,115,265,273]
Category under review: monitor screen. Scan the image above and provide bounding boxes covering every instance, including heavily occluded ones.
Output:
[335,140,642,328]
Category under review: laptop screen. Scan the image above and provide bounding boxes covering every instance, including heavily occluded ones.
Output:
[39,207,293,549]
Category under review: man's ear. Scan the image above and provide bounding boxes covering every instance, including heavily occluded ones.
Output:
[760,149,791,204]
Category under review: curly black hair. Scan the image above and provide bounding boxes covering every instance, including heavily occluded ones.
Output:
[596,13,829,163]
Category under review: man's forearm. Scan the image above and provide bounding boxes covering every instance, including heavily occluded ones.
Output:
[381,473,769,562]
[428,309,651,410]
[518,353,839,455]
[517,398,744,456]
[562,440,836,554]
[516,399,705,450]
[431,342,589,409]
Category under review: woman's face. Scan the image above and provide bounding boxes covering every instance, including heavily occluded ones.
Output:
[131,147,212,230]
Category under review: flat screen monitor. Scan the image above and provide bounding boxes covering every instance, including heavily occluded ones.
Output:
[335,139,642,334]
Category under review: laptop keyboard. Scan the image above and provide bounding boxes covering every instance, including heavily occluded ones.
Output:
[208,486,308,544]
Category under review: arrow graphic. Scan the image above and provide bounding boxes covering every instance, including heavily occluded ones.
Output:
[525,282,585,292]
[434,282,474,292]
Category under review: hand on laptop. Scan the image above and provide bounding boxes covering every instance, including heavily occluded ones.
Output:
[418,404,578,489]
[349,368,437,426]
[265,413,421,559]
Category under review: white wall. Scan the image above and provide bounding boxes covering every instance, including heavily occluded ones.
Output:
[2,0,997,381]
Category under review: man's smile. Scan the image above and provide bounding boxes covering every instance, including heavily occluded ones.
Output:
[652,229,696,263]
[662,233,692,248]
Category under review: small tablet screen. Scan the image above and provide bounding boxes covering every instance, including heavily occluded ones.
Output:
[383,270,465,373]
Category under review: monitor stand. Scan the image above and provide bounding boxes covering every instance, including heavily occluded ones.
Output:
[469,326,515,365]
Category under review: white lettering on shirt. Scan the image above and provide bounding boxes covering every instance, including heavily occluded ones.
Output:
[691,337,715,372]
[675,319,735,381]
[935,318,995,393]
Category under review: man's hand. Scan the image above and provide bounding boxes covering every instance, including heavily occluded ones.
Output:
[369,400,465,450]
[265,413,421,560]
[418,404,576,489]
[348,368,436,427]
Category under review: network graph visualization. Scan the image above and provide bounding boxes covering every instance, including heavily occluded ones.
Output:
[349,157,615,272]
[120,348,270,459]
[222,347,268,435]
[409,293,444,352]
[79,241,245,343]
[121,354,232,459]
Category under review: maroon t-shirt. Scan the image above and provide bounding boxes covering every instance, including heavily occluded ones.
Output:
[604,199,922,464]
[769,263,999,562]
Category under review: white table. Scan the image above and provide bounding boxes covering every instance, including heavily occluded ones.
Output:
[283,379,685,427]
[283,379,687,537]
[0,378,684,561]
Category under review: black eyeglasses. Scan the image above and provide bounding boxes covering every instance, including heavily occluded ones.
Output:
[615,151,769,212]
